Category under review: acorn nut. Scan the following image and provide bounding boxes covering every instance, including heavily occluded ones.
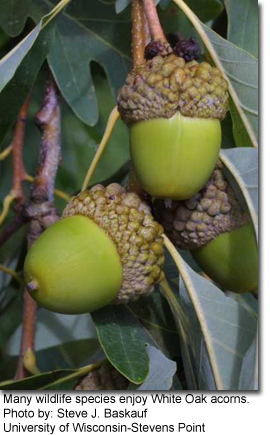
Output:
[154,161,258,293]
[118,52,229,200]
[24,184,165,314]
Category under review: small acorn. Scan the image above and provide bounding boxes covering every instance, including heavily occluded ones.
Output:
[118,42,229,200]
[24,184,165,314]
[74,362,129,390]
[154,161,258,293]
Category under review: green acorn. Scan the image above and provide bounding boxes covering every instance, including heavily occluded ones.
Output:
[118,50,229,200]
[24,184,165,314]
[154,162,258,293]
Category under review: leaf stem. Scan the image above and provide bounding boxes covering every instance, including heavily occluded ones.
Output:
[159,277,189,330]
[142,0,166,41]
[0,145,12,161]
[163,234,223,390]
[81,107,120,191]
[133,0,150,66]
[40,361,105,390]
[0,193,16,226]
[159,276,198,390]
[23,348,41,376]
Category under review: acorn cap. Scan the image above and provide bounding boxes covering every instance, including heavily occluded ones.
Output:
[153,160,249,250]
[118,54,229,125]
[173,38,201,62]
[144,39,173,60]
[63,183,165,304]
[74,363,129,390]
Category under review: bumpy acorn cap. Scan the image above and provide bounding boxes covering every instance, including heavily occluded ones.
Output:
[118,53,229,124]
[173,37,201,62]
[144,38,173,60]
[74,363,129,390]
[154,160,249,250]
[63,183,165,304]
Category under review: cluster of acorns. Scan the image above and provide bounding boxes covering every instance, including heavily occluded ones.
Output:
[24,39,258,315]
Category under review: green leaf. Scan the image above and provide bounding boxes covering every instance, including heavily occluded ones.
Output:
[129,290,181,360]
[0,22,52,146]
[3,308,101,379]
[238,333,258,390]
[0,23,44,94]
[183,0,223,23]
[220,148,258,239]
[162,239,258,390]
[6,310,98,354]
[0,0,132,124]
[0,0,72,145]
[160,278,202,390]
[171,374,184,390]
[92,301,177,385]
[92,305,150,384]
[129,345,176,390]
[160,0,223,40]
[202,25,258,143]
[0,294,23,350]
[0,368,77,390]
[173,0,258,147]
[28,0,132,126]
[57,68,130,191]
[226,292,258,319]
[221,111,235,149]
[115,0,132,14]
[225,0,258,58]
[0,0,70,93]
[1,338,101,382]
[1,363,100,390]
[177,260,257,390]
[0,0,32,37]
[229,99,253,148]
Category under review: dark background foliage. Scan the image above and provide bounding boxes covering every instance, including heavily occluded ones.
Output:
[0,0,258,390]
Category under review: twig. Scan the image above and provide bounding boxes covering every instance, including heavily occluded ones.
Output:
[124,1,151,197]
[15,77,61,380]
[33,80,61,204]
[133,0,150,66]
[11,95,30,208]
[15,291,38,380]
[0,96,30,226]
[142,0,166,40]
[25,174,70,202]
